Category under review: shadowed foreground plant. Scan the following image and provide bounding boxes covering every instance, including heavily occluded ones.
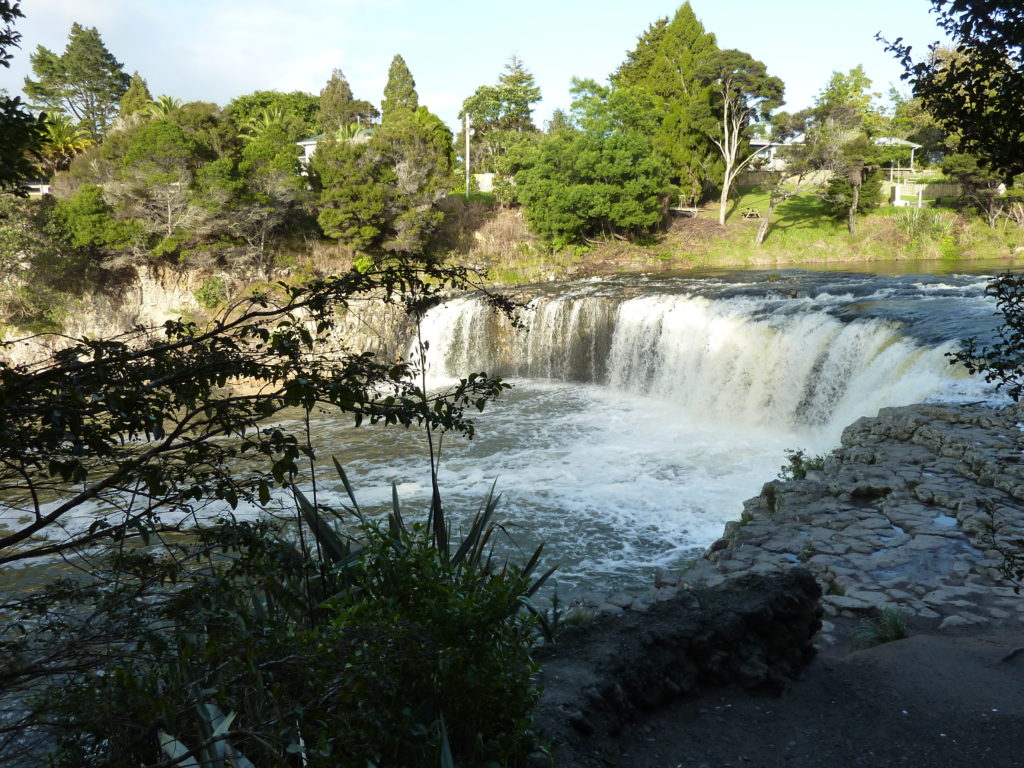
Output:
[1,465,553,768]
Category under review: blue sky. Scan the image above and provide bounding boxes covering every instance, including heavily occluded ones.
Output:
[3,0,947,132]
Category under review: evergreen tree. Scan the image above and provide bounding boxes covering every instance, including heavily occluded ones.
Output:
[646,3,720,202]
[494,56,541,132]
[458,56,542,173]
[607,3,720,203]
[317,68,379,133]
[381,54,418,123]
[315,104,453,255]
[119,71,152,117]
[24,22,130,140]
[611,18,669,89]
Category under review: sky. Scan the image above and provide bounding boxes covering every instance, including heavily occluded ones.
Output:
[3,0,948,133]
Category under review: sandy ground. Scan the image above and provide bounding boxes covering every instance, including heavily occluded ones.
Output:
[567,619,1024,768]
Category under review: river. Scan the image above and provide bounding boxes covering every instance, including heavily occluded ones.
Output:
[285,265,1006,596]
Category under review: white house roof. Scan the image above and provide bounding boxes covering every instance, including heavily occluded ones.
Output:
[874,136,923,149]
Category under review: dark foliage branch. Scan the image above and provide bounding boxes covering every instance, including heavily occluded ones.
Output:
[0,259,513,564]
[880,0,1024,180]
[948,272,1024,402]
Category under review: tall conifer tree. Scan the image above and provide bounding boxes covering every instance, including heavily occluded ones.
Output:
[317,68,379,133]
[381,54,418,123]
[119,71,152,117]
[609,3,720,202]
[24,22,129,140]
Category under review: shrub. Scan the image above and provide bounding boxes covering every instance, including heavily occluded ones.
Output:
[778,448,826,481]
[853,607,910,647]
[8,477,549,768]
[193,275,228,308]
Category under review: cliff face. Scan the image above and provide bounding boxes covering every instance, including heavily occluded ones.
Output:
[2,265,202,367]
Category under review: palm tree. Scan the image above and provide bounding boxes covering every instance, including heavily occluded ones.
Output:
[335,122,371,142]
[241,106,288,142]
[37,114,93,177]
[144,95,183,119]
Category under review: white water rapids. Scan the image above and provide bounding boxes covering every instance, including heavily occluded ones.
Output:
[11,269,1004,594]
[313,271,998,594]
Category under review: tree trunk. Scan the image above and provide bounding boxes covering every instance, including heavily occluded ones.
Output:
[755,196,781,245]
[718,165,733,226]
[847,181,860,236]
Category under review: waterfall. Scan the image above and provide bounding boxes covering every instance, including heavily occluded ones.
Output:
[418,288,969,434]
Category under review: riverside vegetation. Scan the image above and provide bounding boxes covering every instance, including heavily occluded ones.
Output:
[2,0,1024,766]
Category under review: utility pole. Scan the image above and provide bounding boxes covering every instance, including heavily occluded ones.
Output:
[465,113,471,200]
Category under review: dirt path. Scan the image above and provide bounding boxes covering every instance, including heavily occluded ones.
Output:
[570,621,1024,768]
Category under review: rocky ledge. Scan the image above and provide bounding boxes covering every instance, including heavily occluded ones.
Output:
[675,401,1024,641]
[533,569,821,767]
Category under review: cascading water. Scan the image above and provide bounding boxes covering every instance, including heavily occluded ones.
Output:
[320,270,1002,594]
[418,285,976,439]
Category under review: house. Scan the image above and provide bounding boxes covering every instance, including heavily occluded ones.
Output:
[295,128,373,168]
[749,135,804,171]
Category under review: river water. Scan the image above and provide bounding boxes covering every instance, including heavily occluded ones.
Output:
[7,266,1009,594]
[294,266,1007,596]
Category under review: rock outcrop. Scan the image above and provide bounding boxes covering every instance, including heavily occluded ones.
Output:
[684,402,1024,639]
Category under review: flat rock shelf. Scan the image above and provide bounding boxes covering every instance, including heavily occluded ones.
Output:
[578,401,1024,644]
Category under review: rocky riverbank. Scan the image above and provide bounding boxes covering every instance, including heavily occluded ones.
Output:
[534,401,1024,766]
[576,401,1024,644]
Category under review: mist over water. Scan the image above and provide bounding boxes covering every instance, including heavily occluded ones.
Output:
[312,269,1000,595]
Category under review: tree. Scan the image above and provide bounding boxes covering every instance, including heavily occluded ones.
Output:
[616,3,721,203]
[545,108,574,134]
[611,17,669,89]
[0,256,541,767]
[23,22,129,140]
[315,104,454,255]
[119,70,152,116]
[143,94,181,119]
[513,127,672,249]
[802,66,885,236]
[696,48,784,225]
[886,87,945,159]
[0,266,507,568]
[226,90,319,143]
[0,196,83,325]
[36,112,93,177]
[459,56,542,173]
[752,111,841,245]
[317,68,379,133]
[942,151,1007,227]
[814,65,882,132]
[493,55,542,132]
[822,134,883,236]
[0,1,46,193]
[229,124,306,277]
[884,1,1024,180]
[381,54,418,123]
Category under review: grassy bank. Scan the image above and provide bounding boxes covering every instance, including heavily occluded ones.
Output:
[467,188,1024,285]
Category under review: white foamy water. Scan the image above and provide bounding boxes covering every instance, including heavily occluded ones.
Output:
[318,272,997,594]
[4,270,1005,593]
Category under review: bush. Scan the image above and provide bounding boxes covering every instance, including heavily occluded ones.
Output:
[7,480,548,768]
[778,448,826,481]
[821,169,883,221]
[193,275,228,308]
